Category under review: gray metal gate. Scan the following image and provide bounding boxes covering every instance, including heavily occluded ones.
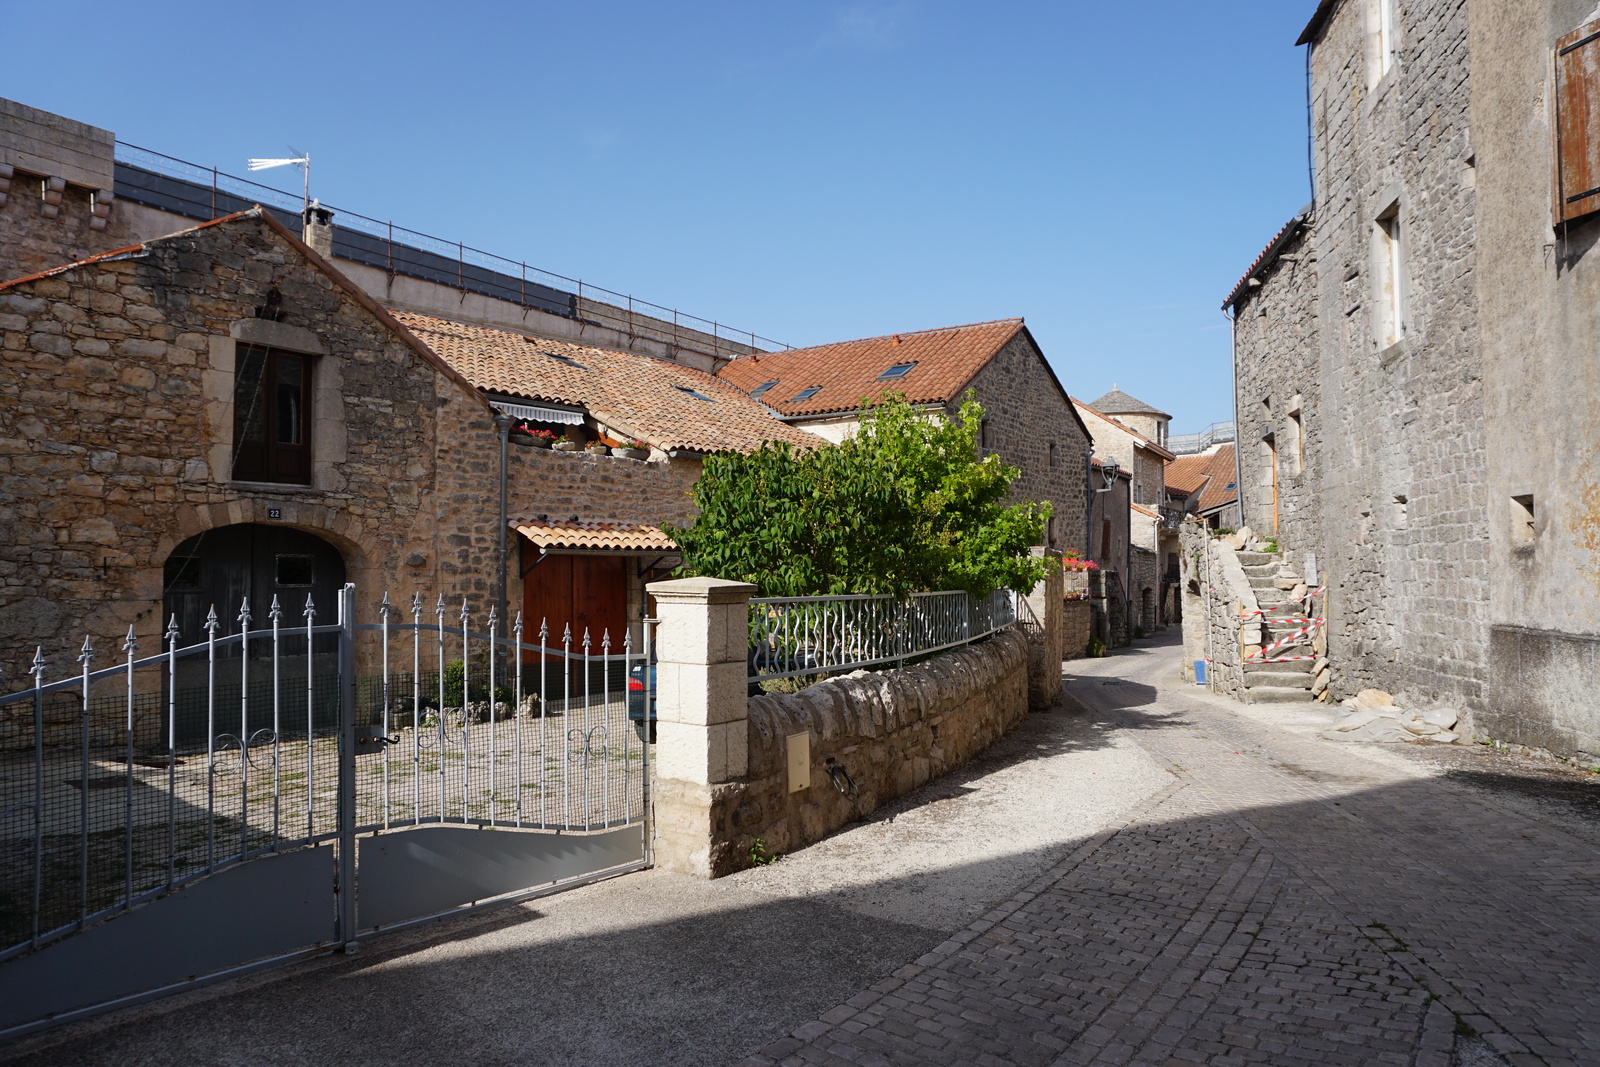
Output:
[0,584,652,1038]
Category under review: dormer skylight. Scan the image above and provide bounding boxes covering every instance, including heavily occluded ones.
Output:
[750,380,779,399]
[877,362,917,381]
[790,386,822,403]
[676,385,715,402]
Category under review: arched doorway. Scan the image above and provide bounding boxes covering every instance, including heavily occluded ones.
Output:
[161,523,346,745]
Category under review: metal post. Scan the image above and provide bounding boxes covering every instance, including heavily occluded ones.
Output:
[30,648,45,947]
[165,619,178,889]
[78,637,93,928]
[336,583,358,951]
[123,626,137,910]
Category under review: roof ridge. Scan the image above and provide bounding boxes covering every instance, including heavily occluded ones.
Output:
[750,317,1024,355]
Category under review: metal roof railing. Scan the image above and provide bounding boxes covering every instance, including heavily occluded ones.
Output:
[1167,421,1236,455]
[112,142,789,361]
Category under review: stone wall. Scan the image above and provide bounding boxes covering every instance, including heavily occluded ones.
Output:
[1179,520,1260,698]
[965,331,1092,558]
[1234,0,1486,716]
[1062,599,1092,659]
[0,212,510,685]
[730,630,1029,867]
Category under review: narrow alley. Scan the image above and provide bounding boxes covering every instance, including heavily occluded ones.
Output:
[7,637,1598,1067]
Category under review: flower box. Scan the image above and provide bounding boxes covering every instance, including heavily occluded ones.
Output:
[552,440,582,452]
[612,447,649,460]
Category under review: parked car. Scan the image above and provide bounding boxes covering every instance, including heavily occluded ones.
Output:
[627,660,656,742]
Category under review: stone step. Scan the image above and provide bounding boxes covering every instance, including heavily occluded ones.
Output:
[1241,563,1282,578]
[1243,686,1318,704]
[1236,552,1279,566]
[1245,657,1313,674]
[1243,670,1315,688]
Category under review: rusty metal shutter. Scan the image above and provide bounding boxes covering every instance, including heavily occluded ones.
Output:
[1557,21,1600,224]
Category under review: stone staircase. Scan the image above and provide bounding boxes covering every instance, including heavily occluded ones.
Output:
[1238,550,1319,703]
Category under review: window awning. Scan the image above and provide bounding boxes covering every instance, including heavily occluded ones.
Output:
[513,519,678,552]
[492,401,585,426]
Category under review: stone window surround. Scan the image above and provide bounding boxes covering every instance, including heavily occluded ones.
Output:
[204,318,349,493]
[1371,190,1407,348]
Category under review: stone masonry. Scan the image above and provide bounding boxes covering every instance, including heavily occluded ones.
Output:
[1230,0,1486,722]
[0,211,492,684]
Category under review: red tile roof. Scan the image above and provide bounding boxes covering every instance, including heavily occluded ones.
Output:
[1222,206,1312,311]
[1165,445,1238,515]
[512,519,677,552]
[716,319,1026,417]
[391,311,819,455]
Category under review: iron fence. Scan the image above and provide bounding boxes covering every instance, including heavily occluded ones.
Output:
[0,587,650,963]
[747,589,1017,684]
[111,142,790,360]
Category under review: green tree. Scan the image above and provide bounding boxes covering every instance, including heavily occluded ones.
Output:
[668,394,1052,597]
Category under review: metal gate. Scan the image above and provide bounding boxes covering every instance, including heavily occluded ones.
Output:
[0,584,652,1038]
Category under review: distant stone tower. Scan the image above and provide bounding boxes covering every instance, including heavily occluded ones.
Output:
[1088,386,1171,448]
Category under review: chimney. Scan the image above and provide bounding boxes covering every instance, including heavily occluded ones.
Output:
[302,199,334,257]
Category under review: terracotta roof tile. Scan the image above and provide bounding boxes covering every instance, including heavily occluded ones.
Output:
[512,519,677,552]
[1165,445,1237,514]
[716,319,1025,417]
[1222,205,1312,310]
[391,310,819,455]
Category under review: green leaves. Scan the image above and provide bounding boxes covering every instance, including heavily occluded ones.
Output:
[668,393,1052,597]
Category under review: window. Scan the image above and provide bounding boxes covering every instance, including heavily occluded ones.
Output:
[675,385,715,402]
[275,554,315,587]
[163,555,201,593]
[980,419,991,449]
[1288,399,1305,475]
[789,386,822,403]
[1048,441,1059,469]
[1375,202,1405,346]
[1047,516,1056,546]
[877,362,916,381]
[750,380,778,399]
[1512,494,1536,542]
[1100,519,1113,559]
[233,344,312,484]
[1556,21,1600,224]
[1134,483,1143,505]
[1370,0,1398,81]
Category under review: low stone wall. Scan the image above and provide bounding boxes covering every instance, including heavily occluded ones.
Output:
[1062,600,1092,659]
[728,629,1029,868]
[1178,521,1261,697]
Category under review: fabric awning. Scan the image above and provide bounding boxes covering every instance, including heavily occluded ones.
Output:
[492,401,585,425]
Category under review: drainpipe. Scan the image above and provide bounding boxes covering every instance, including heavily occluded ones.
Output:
[494,412,513,634]
[1227,306,1245,530]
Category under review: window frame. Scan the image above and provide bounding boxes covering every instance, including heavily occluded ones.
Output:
[232,343,313,485]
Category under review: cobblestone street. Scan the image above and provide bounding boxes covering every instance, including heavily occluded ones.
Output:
[9,636,1600,1067]
[743,639,1600,1067]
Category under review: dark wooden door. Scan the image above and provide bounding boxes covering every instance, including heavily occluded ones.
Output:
[523,556,627,649]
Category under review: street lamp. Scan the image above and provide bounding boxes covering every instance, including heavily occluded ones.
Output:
[1095,456,1120,492]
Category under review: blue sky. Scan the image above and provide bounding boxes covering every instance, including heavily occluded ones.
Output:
[4,2,1312,431]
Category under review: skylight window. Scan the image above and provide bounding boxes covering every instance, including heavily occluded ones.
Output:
[544,351,589,371]
[675,385,715,402]
[877,362,917,381]
[749,380,779,399]
[790,386,822,403]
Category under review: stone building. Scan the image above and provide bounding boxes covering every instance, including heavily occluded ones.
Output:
[1228,0,1600,758]
[1072,391,1176,632]
[1165,444,1241,531]
[716,319,1094,558]
[0,209,511,685]
[1087,459,1133,647]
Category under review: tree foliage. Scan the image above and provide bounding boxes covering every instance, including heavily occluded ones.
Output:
[668,394,1053,597]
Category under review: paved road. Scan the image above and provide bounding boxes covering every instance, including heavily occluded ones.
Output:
[744,638,1600,1067]
[9,635,1600,1066]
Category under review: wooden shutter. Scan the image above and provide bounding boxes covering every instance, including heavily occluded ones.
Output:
[1556,21,1600,224]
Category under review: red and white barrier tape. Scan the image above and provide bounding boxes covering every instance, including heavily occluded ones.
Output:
[1245,617,1326,662]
